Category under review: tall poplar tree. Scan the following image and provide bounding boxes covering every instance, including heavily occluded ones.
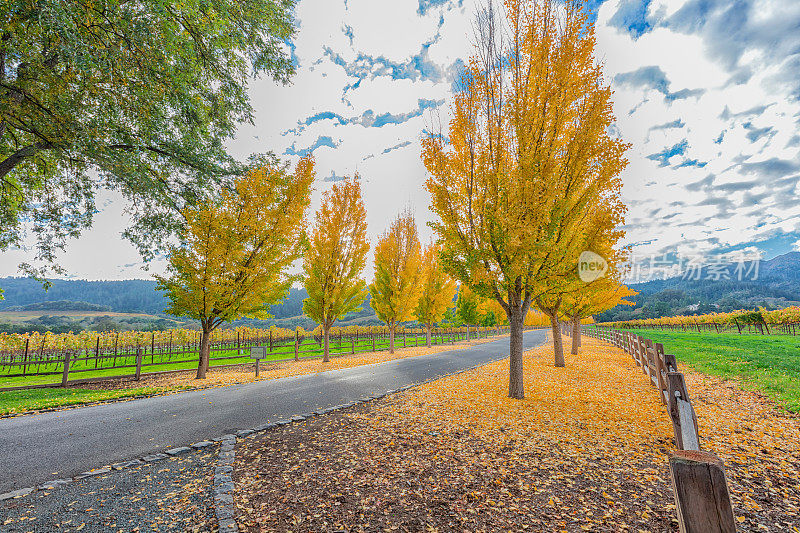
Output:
[369,210,422,353]
[422,0,629,398]
[303,178,370,362]
[414,243,457,347]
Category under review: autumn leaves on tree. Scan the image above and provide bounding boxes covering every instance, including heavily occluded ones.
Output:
[422,0,630,397]
[369,211,423,354]
[303,179,370,362]
[156,158,315,379]
[415,244,457,348]
[157,0,632,392]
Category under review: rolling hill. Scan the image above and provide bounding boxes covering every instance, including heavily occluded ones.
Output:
[596,251,800,322]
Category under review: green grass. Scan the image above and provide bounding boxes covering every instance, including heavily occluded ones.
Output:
[0,386,175,416]
[620,329,800,413]
[0,334,448,388]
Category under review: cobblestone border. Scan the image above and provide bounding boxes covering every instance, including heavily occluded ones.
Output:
[0,353,511,531]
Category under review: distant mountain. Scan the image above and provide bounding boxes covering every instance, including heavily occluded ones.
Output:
[596,251,800,322]
[5,300,112,312]
[0,277,377,323]
[0,278,169,314]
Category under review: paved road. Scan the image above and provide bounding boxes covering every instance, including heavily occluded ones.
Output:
[0,329,548,493]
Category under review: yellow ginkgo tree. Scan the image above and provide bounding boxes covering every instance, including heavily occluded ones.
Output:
[414,243,457,347]
[422,0,629,398]
[369,210,422,353]
[156,157,314,379]
[303,178,370,362]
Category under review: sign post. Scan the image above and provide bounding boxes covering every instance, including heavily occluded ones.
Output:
[250,346,267,377]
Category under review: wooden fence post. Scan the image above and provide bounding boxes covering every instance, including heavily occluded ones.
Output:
[61,352,71,387]
[669,450,736,533]
[372,332,376,352]
[667,372,701,451]
[135,348,143,381]
[654,343,669,404]
[294,330,299,361]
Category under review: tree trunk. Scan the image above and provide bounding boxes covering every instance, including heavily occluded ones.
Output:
[508,310,525,399]
[466,325,470,341]
[426,325,432,348]
[389,323,395,354]
[549,314,565,367]
[322,325,330,363]
[571,317,580,355]
[197,326,212,379]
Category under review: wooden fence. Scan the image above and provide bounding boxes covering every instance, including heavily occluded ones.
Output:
[0,325,510,391]
[569,324,736,533]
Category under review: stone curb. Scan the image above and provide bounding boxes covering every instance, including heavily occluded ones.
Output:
[0,351,512,507]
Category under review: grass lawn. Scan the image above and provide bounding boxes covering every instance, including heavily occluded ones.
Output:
[0,386,178,415]
[620,329,800,412]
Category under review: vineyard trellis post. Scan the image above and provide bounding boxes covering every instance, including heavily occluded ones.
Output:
[61,352,71,387]
[22,337,29,376]
[135,348,143,381]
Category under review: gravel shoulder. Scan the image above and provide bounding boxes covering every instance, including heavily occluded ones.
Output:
[0,447,218,532]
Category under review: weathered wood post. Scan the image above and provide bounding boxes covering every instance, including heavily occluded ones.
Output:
[654,343,669,404]
[61,352,71,387]
[135,348,143,381]
[351,338,355,354]
[667,372,701,451]
[22,337,30,376]
[372,332,376,352]
[294,330,299,361]
[669,450,736,533]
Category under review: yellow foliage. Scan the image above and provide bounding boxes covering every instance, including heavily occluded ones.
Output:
[414,243,457,328]
[155,157,314,376]
[303,178,370,331]
[422,0,628,389]
[369,210,423,328]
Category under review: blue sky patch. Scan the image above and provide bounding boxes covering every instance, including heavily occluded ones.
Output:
[647,139,689,167]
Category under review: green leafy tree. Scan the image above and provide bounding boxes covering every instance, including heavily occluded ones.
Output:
[1,0,297,277]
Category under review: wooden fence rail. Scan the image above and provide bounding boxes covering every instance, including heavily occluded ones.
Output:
[1,325,513,391]
[568,323,736,533]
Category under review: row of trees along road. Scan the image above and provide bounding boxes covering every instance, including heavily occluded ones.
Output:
[154,161,461,378]
[422,0,634,399]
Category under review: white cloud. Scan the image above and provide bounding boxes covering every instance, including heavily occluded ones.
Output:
[3,0,800,282]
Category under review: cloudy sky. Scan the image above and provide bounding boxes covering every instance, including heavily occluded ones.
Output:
[2,0,800,281]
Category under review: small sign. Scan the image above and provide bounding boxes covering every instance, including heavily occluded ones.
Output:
[250,347,267,360]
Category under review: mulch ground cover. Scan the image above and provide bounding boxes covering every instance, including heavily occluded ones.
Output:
[233,337,800,532]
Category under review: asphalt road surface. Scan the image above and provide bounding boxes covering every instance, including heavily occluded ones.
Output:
[0,329,548,493]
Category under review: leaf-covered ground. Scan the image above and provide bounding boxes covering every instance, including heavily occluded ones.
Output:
[233,336,800,532]
[1,337,499,416]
